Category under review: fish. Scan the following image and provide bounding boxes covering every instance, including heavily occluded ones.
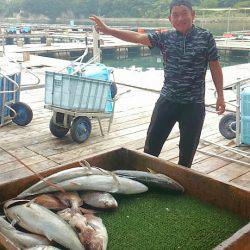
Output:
[0,216,51,249]
[83,213,108,250]
[53,191,94,214]
[18,163,110,198]
[58,208,94,248]
[25,247,61,250]
[22,175,148,196]
[53,191,82,213]
[4,200,84,250]
[113,170,185,193]
[80,191,118,209]
[32,194,68,211]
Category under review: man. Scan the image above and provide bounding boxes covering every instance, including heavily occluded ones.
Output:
[90,0,225,167]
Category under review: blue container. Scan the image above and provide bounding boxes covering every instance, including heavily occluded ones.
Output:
[240,87,250,145]
[20,26,31,33]
[82,63,111,81]
[6,26,17,34]
[82,64,113,112]
[0,73,21,118]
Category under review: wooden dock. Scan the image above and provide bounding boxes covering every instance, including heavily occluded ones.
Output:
[0,61,249,192]
[1,35,249,59]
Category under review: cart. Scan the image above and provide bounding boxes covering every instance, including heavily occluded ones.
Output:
[0,69,33,127]
[219,78,250,146]
[44,71,116,143]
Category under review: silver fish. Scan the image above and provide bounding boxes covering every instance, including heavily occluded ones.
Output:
[18,165,109,198]
[25,247,61,250]
[4,200,84,250]
[113,170,185,193]
[0,216,50,249]
[24,175,148,195]
[80,192,118,209]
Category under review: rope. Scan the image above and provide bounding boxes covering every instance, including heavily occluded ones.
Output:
[0,146,66,194]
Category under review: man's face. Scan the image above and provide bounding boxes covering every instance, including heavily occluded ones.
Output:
[168,5,195,34]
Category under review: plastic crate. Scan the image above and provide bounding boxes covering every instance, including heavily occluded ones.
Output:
[20,26,31,33]
[0,73,21,118]
[6,27,17,34]
[45,72,112,112]
[81,64,113,112]
[240,87,250,145]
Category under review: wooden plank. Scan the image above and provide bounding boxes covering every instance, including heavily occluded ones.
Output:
[192,158,229,174]
[214,223,250,250]
[0,159,59,186]
[231,172,250,189]
[208,163,250,184]
[49,129,147,164]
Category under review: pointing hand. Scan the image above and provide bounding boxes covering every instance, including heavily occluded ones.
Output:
[89,15,109,34]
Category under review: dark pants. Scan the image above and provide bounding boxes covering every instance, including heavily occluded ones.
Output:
[144,96,205,168]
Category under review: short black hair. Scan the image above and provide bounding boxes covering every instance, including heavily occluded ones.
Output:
[169,0,193,13]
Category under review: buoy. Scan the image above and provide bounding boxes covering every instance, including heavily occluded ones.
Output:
[137,28,145,33]
[223,33,234,38]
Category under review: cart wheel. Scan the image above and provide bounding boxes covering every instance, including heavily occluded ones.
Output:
[110,82,117,98]
[50,118,69,138]
[219,113,236,139]
[70,116,92,143]
[11,102,33,126]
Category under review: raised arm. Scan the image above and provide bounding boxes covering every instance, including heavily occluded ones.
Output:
[89,15,151,46]
[209,60,226,115]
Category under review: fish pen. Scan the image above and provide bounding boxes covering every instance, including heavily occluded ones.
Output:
[0,148,249,250]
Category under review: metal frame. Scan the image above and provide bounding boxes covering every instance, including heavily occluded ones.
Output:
[198,139,250,167]
[207,78,250,146]
[199,78,250,163]
[44,101,116,136]
[0,71,20,127]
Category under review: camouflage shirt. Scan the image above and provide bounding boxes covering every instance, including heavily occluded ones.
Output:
[148,25,219,103]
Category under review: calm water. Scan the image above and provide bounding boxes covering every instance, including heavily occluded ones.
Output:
[101,19,250,37]
[102,53,250,71]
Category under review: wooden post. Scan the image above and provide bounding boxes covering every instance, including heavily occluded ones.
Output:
[17,38,23,47]
[46,37,52,46]
[23,51,30,61]
[93,27,101,63]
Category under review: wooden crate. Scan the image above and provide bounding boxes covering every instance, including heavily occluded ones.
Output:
[0,148,249,250]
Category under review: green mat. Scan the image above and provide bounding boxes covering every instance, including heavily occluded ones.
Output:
[101,191,248,250]
[0,191,247,250]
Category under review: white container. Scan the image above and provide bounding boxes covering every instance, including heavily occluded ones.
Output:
[45,72,111,112]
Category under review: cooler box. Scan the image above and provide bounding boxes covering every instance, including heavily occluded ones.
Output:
[240,87,250,145]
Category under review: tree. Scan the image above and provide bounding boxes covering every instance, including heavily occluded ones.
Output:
[21,0,69,21]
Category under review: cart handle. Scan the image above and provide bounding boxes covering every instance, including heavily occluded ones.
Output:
[0,71,20,94]
[3,52,41,87]
[5,104,17,118]
[113,89,131,101]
